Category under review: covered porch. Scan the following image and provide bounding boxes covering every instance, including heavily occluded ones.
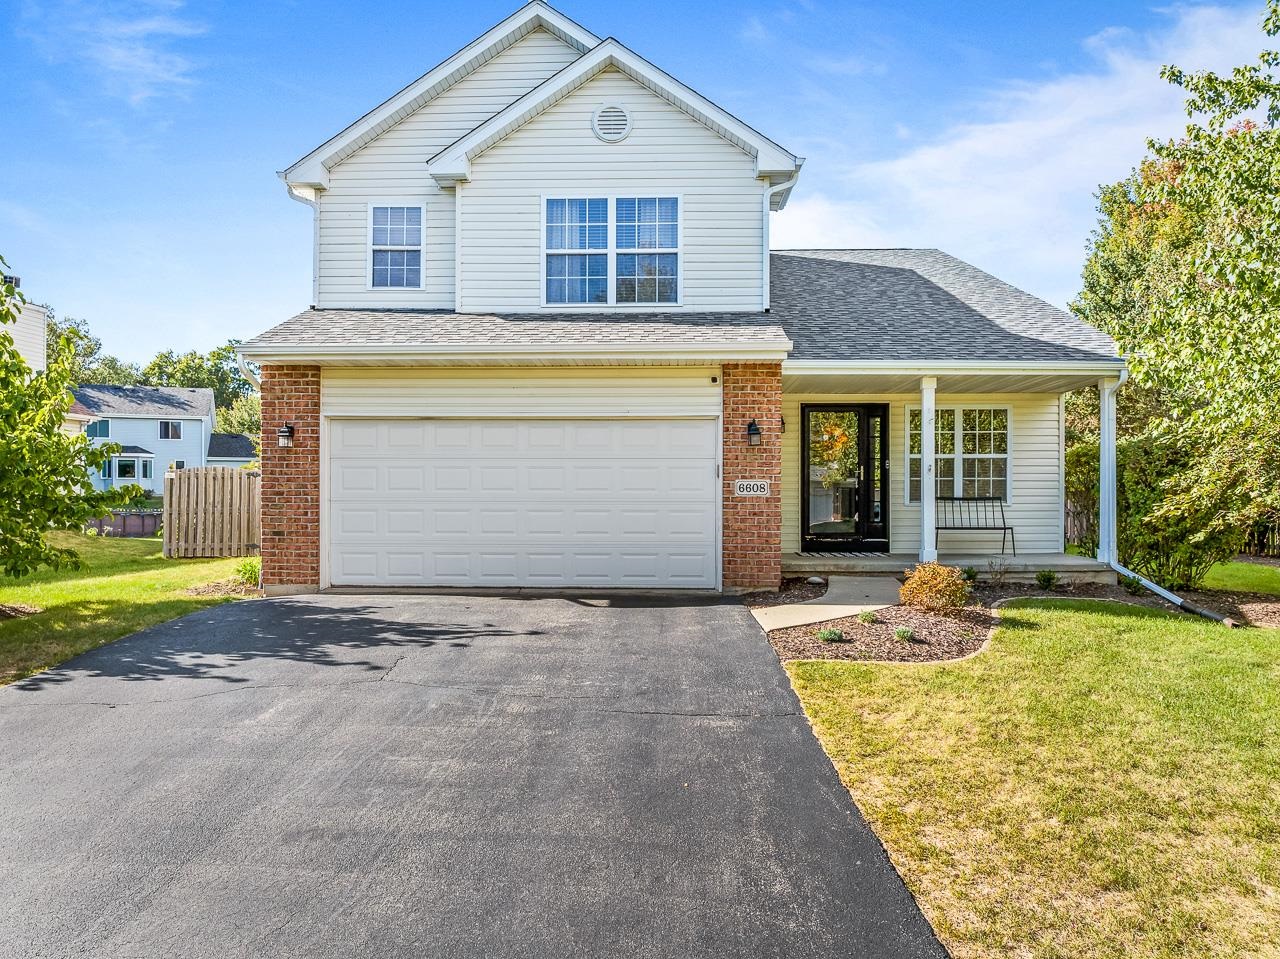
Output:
[779,359,1126,585]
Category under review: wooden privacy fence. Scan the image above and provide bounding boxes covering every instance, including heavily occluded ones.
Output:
[163,467,260,558]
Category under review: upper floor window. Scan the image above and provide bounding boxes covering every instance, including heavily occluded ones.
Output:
[907,407,1010,503]
[86,419,109,439]
[159,420,182,440]
[370,205,422,288]
[544,196,680,306]
[616,197,678,304]
[545,198,607,304]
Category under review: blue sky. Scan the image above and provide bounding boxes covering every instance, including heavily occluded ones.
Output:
[2,0,1268,362]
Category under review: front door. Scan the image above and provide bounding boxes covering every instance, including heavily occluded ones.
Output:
[800,404,890,552]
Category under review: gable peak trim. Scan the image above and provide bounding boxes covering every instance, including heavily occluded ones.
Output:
[280,2,599,190]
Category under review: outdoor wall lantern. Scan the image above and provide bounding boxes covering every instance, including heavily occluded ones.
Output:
[277,423,295,448]
[746,419,763,447]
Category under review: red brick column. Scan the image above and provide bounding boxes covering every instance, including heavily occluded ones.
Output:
[259,365,321,594]
[722,362,782,591]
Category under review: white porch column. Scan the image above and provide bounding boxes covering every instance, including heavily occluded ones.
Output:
[1097,377,1119,565]
[920,376,938,562]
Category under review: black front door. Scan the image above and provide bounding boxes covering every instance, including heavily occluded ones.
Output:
[800,404,890,552]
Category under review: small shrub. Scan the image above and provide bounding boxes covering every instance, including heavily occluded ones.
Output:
[961,566,978,582]
[83,526,99,537]
[894,626,915,643]
[816,627,844,643]
[234,556,262,588]
[900,562,969,612]
[986,557,1009,585]
[857,609,877,625]
[1121,573,1145,596]
[1035,569,1060,590]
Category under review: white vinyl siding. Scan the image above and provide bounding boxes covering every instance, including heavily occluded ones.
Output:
[11,303,47,371]
[781,393,1065,555]
[320,367,721,419]
[315,29,580,308]
[459,67,764,312]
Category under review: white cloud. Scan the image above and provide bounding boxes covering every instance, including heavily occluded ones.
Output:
[20,0,206,105]
[770,4,1266,308]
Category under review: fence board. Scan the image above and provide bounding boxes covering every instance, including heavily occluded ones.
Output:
[163,467,260,558]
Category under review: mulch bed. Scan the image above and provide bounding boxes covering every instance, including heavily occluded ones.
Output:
[0,603,41,620]
[768,604,995,663]
[742,576,828,608]
[185,579,258,598]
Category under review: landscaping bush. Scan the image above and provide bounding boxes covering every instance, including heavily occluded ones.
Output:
[894,626,915,643]
[1121,574,1145,596]
[1117,435,1247,589]
[234,556,261,588]
[857,610,877,625]
[961,566,978,583]
[1035,569,1059,590]
[900,563,969,612]
[816,627,844,643]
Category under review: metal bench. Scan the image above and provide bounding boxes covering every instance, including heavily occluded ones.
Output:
[935,496,1016,555]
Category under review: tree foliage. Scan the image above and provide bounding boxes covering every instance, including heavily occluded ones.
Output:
[218,392,261,445]
[45,312,142,386]
[0,262,138,578]
[142,341,253,410]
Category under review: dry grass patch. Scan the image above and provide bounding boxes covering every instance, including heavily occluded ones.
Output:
[787,599,1280,959]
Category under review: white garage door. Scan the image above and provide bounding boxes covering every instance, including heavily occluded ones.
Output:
[328,418,718,588]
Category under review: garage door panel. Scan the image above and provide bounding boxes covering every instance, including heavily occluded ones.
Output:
[328,418,718,588]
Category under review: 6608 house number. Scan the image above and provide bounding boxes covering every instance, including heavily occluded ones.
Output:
[734,480,771,497]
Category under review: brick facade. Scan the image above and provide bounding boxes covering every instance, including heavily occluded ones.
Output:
[259,365,321,594]
[721,361,783,590]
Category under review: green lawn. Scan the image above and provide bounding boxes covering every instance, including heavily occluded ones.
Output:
[787,599,1280,959]
[1201,560,1280,596]
[0,532,245,685]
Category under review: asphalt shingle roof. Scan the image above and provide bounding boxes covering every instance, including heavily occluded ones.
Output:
[239,250,1120,364]
[72,385,215,419]
[208,433,257,459]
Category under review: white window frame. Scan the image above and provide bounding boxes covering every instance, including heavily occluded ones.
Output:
[159,420,182,440]
[87,419,110,439]
[367,201,425,291]
[115,457,139,480]
[905,404,1013,505]
[540,194,683,309]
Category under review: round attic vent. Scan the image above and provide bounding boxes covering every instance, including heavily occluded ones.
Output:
[592,105,631,142]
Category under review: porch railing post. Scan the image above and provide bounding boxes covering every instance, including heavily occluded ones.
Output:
[920,376,938,562]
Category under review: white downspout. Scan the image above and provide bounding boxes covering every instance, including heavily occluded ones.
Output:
[761,169,801,311]
[1094,367,1232,624]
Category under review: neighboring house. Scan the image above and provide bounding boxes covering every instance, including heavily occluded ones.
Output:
[239,1,1125,595]
[72,385,226,495]
[207,432,258,468]
[3,276,48,371]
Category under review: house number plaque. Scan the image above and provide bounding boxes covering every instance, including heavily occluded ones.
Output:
[734,480,771,496]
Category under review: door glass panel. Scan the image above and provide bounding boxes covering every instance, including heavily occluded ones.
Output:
[870,416,882,525]
[807,411,860,535]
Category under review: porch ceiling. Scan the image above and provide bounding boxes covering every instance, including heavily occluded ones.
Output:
[781,370,1111,394]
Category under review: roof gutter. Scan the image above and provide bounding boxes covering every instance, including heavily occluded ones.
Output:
[783,358,1127,375]
[237,339,794,366]
[762,166,803,311]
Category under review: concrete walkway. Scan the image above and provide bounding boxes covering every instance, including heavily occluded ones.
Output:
[751,575,903,631]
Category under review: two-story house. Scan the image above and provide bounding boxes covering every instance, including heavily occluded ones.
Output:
[74,385,257,494]
[239,1,1125,595]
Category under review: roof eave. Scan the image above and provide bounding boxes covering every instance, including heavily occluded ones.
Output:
[782,357,1127,375]
[238,340,794,366]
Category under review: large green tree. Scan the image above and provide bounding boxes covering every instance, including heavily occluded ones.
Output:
[1071,1,1280,556]
[45,312,142,386]
[0,264,137,577]
[217,392,261,444]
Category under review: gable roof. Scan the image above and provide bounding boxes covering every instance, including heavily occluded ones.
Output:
[73,385,216,419]
[426,37,801,199]
[282,2,598,190]
[208,433,257,459]
[238,250,1120,368]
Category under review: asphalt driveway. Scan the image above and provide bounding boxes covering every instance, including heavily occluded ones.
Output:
[0,592,945,959]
